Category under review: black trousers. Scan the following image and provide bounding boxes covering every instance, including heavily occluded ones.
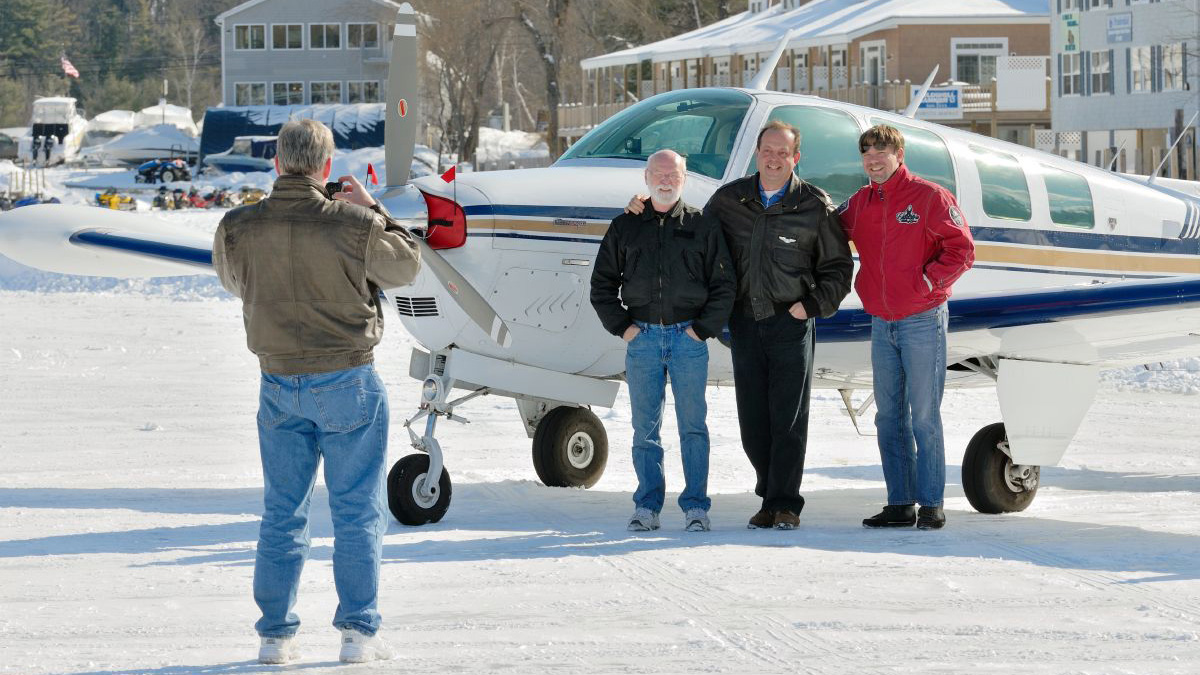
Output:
[727,309,814,515]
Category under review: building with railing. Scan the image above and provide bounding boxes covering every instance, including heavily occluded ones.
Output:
[562,0,1051,146]
[1049,0,1200,178]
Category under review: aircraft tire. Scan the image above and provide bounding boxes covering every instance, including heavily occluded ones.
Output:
[962,422,1039,514]
[532,406,608,488]
[387,454,452,526]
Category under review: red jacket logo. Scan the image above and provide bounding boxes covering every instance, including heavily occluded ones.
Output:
[896,205,920,224]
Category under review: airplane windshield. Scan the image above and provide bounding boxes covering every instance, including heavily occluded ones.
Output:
[559,90,752,180]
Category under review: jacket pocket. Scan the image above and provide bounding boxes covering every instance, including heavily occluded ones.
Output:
[620,249,653,307]
[257,381,288,429]
[769,245,813,301]
[310,378,369,433]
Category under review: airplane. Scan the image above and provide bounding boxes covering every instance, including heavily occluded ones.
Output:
[2,5,1200,526]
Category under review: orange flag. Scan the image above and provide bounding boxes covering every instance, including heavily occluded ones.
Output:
[366,163,378,186]
[440,165,456,183]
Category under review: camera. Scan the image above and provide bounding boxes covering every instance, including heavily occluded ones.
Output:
[325,181,343,197]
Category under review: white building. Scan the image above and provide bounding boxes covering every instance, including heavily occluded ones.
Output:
[215,0,403,107]
[1050,0,1200,176]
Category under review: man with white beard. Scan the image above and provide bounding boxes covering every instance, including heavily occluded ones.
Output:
[590,149,735,532]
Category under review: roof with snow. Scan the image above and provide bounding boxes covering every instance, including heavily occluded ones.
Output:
[581,0,1048,69]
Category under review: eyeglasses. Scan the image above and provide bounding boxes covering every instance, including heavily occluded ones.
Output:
[860,141,897,153]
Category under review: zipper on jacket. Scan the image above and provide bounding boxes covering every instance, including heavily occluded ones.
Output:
[657,213,665,324]
[878,184,892,318]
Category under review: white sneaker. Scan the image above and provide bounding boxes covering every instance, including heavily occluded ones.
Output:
[627,507,660,531]
[339,628,394,663]
[684,508,710,532]
[258,635,300,664]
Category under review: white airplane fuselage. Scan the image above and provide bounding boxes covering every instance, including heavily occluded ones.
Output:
[383,89,1200,392]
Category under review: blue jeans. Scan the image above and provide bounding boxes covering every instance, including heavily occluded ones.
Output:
[253,364,389,638]
[871,304,948,507]
[625,321,712,513]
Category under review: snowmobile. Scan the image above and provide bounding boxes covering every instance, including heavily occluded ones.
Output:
[95,188,136,211]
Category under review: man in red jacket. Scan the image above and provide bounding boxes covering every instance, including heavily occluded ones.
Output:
[839,124,974,530]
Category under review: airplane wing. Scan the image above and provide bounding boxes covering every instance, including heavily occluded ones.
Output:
[0,204,214,278]
[820,274,1200,369]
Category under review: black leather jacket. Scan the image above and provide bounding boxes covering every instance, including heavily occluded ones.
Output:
[704,173,853,321]
[590,198,735,340]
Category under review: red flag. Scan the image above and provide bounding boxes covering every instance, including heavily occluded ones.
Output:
[60,56,80,79]
[366,163,378,186]
[440,165,456,183]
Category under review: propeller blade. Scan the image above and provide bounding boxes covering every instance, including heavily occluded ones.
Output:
[384,3,418,187]
[412,237,512,349]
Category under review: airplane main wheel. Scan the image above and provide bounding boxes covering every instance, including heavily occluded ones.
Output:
[387,454,452,526]
[962,422,1040,514]
[532,406,608,488]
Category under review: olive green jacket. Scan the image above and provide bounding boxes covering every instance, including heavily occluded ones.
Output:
[213,174,420,374]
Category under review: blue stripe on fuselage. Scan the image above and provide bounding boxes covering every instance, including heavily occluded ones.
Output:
[468,204,1200,256]
[71,230,213,268]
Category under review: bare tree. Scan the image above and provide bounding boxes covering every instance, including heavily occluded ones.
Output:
[421,2,504,164]
[513,0,571,156]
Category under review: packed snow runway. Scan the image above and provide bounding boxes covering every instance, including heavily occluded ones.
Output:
[1,283,1199,674]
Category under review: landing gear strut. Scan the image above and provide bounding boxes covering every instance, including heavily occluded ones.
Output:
[387,374,487,526]
[961,422,1041,513]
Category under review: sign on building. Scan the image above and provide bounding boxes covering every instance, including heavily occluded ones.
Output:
[910,85,963,120]
[1062,13,1080,53]
[1107,13,1132,44]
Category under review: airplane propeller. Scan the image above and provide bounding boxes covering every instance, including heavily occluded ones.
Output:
[383,2,514,350]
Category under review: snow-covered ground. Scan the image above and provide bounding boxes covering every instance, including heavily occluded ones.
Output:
[1,206,1199,672]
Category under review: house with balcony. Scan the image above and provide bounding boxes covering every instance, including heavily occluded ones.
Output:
[1048,0,1199,177]
[565,0,1051,146]
[215,0,403,107]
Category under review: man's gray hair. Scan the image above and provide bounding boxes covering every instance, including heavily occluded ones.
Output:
[276,119,335,176]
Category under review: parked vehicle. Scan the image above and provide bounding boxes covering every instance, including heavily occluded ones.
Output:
[95,188,137,211]
[202,136,277,174]
[136,157,191,184]
[16,98,88,165]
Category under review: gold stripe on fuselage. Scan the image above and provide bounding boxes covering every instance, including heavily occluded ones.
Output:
[478,218,1200,275]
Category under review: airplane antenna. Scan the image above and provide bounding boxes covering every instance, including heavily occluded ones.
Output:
[902,66,940,119]
[1148,110,1198,185]
[747,29,797,91]
[1107,139,1126,172]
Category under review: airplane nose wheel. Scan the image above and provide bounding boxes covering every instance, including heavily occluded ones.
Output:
[387,453,452,525]
[532,406,608,488]
[962,422,1040,514]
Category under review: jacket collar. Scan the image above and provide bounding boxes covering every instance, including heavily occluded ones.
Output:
[269,174,328,200]
[871,163,913,198]
[638,197,687,221]
[739,172,802,208]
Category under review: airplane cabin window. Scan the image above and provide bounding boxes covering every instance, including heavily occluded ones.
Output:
[970,144,1032,221]
[750,106,864,204]
[1039,164,1095,228]
[558,90,752,180]
[868,118,957,197]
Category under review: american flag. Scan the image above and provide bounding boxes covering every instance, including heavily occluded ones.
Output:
[60,55,79,79]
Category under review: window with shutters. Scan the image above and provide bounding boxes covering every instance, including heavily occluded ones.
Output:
[1162,43,1185,91]
[1131,46,1152,92]
[1062,53,1082,95]
[1090,51,1112,94]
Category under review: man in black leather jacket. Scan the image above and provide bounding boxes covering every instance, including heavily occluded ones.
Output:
[627,121,852,529]
[591,149,735,533]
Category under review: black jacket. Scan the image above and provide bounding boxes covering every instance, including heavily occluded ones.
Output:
[704,173,853,321]
[590,198,735,340]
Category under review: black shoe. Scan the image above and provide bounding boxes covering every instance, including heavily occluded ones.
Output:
[862,504,916,528]
[916,506,945,530]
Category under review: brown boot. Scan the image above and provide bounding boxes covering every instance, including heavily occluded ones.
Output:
[747,508,774,529]
[773,510,800,530]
